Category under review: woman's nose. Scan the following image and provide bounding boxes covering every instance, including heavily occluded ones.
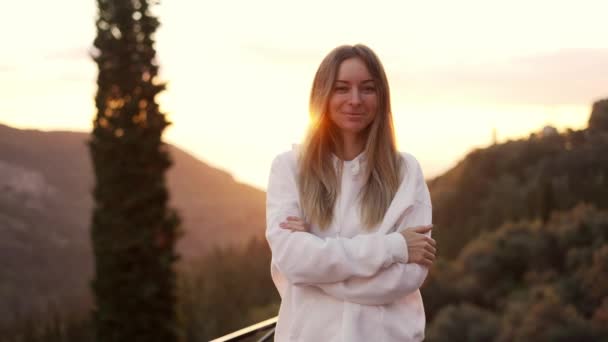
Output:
[349,89,362,105]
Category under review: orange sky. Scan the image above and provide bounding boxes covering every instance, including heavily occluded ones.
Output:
[1,1,607,189]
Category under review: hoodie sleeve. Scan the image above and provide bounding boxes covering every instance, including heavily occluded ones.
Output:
[314,155,433,305]
[266,152,408,285]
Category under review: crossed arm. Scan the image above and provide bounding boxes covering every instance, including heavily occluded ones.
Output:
[309,202,432,305]
[266,153,434,305]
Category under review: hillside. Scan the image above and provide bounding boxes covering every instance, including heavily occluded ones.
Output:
[0,123,266,324]
[429,99,608,258]
[2,97,607,333]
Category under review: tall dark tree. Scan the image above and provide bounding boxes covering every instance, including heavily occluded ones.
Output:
[89,0,181,341]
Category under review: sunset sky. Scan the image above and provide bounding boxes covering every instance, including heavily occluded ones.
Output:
[1,0,607,189]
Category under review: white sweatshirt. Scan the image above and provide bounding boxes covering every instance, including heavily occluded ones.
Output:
[266,146,432,342]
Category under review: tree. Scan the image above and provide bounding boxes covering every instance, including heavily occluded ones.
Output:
[89,0,181,341]
[589,98,608,132]
[426,303,499,342]
[540,178,555,223]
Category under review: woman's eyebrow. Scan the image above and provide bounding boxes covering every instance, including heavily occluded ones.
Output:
[335,79,375,84]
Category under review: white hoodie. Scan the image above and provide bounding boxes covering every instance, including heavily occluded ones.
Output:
[266,146,432,342]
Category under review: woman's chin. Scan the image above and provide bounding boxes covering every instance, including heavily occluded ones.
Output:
[336,124,370,136]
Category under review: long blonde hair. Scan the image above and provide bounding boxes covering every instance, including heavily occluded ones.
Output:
[298,44,402,230]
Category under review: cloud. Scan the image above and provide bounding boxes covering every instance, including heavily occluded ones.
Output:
[45,46,93,61]
[393,48,608,106]
[241,45,608,106]
[241,43,323,66]
[0,65,17,73]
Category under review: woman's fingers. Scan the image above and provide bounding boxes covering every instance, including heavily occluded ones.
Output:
[279,222,305,231]
[418,256,433,268]
[280,217,309,232]
[412,252,435,267]
[412,225,433,234]
[402,226,439,267]
[406,235,438,267]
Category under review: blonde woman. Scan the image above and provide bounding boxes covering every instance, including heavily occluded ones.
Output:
[266,44,436,342]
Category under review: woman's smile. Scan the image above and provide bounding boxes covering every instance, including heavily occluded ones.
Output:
[328,57,378,138]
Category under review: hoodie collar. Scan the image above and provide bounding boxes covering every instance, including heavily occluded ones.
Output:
[292,144,366,176]
[332,151,366,176]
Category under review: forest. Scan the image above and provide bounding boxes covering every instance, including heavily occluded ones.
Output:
[5,100,606,341]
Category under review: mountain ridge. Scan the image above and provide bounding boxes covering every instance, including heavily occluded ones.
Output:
[0,122,266,324]
[2,97,607,326]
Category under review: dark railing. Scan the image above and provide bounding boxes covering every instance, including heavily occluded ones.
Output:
[209,316,277,342]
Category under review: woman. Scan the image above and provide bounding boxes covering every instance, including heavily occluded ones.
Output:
[266,44,436,342]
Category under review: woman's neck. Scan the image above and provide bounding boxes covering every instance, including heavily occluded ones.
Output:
[340,133,365,161]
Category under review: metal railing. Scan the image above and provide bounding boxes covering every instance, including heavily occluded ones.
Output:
[209,316,277,342]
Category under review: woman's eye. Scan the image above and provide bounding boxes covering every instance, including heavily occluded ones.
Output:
[334,86,349,92]
[362,86,376,93]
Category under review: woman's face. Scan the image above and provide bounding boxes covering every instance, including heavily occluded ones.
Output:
[328,57,378,138]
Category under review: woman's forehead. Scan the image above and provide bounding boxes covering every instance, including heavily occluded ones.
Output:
[335,58,373,81]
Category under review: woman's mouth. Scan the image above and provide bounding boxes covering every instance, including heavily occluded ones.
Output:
[343,112,365,121]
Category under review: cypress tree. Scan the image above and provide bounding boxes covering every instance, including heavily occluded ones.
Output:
[89,0,181,341]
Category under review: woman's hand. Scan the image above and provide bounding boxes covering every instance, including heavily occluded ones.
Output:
[400,225,436,267]
[279,216,310,232]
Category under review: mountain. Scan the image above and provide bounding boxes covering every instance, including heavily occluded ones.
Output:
[3,97,607,329]
[0,123,266,325]
[421,99,608,340]
[429,98,608,258]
